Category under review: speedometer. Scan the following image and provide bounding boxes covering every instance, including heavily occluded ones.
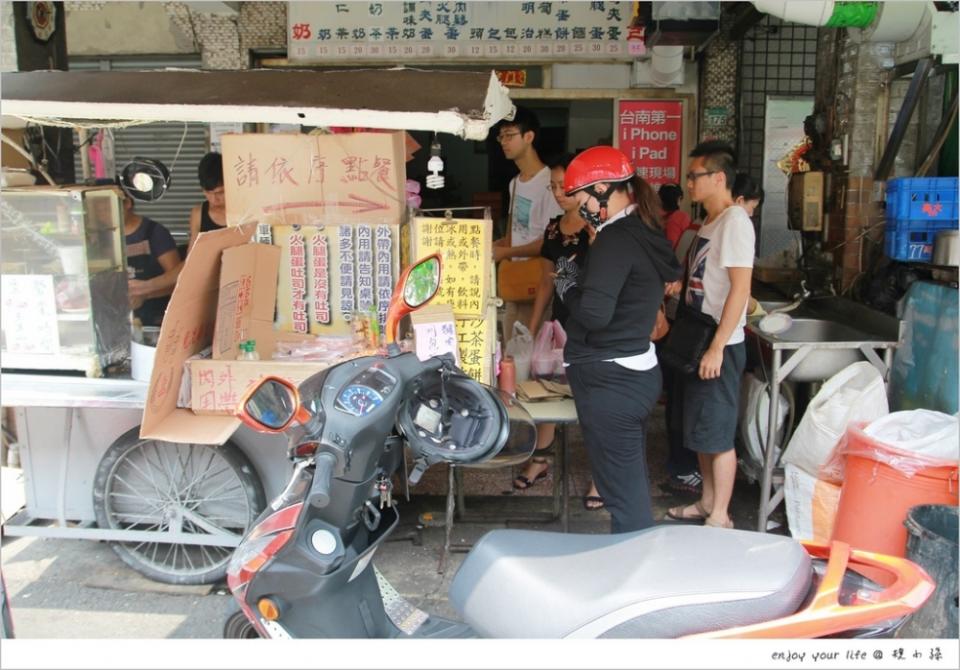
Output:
[335,384,384,417]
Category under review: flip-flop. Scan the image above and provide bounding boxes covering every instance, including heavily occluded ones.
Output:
[665,500,709,521]
[583,495,605,511]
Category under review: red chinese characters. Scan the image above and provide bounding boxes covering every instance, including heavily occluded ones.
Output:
[289,233,308,333]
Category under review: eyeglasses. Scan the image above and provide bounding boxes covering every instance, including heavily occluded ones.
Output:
[686,170,717,182]
[496,131,521,143]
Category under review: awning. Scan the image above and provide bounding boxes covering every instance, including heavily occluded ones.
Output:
[0,67,514,140]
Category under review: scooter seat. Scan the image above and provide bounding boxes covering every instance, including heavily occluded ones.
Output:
[449,525,811,638]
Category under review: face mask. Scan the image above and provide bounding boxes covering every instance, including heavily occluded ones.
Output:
[579,204,604,228]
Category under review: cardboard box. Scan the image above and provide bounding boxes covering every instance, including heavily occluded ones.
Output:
[788,171,824,232]
[189,358,333,415]
[141,224,259,445]
[221,132,407,228]
[212,244,281,360]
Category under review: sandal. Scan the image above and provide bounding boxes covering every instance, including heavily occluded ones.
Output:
[704,516,735,529]
[583,495,605,511]
[665,500,709,522]
[513,457,549,490]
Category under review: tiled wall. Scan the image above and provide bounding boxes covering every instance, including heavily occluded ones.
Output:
[738,16,818,191]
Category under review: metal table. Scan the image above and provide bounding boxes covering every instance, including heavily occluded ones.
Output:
[439,398,578,572]
[747,299,902,533]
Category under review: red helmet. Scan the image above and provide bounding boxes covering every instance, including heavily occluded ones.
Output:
[563,146,634,196]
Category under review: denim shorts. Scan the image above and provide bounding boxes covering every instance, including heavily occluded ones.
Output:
[681,342,746,454]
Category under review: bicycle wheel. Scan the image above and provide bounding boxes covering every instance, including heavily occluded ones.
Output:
[93,427,265,585]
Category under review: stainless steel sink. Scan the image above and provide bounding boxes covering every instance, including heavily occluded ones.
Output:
[761,319,867,381]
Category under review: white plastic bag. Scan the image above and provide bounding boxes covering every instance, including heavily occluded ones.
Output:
[531,320,567,380]
[781,362,889,476]
[783,463,841,542]
[863,410,959,461]
[505,322,534,382]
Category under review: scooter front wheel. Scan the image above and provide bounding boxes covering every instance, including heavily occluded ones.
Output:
[223,610,261,638]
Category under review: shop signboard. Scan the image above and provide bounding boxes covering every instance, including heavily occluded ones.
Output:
[615,99,684,188]
[288,1,638,62]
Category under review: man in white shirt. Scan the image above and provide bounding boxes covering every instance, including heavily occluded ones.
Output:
[492,107,563,343]
[666,141,754,531]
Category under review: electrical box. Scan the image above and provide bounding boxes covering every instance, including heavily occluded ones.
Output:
[788,171,824,232]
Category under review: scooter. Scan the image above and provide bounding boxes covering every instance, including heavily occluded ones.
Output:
[223,254,934,639]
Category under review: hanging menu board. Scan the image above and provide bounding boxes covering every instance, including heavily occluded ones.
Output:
[274,223,399,337]
[288,1,640,62]
[410,215,494,384]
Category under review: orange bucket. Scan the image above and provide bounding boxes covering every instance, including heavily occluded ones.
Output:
[832,448,958,561]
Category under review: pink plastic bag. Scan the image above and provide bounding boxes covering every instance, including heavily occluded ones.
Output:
[531,320,567,380]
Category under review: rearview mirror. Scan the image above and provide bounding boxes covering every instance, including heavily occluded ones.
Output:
[403,256,441,308]
[237,377,299,432]
[385,254,443,345]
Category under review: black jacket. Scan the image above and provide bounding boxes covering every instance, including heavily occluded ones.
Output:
[562,211,682,365]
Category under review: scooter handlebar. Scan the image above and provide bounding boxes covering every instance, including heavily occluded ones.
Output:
[309,452,338,508]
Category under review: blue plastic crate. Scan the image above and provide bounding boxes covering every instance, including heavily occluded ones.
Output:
[886,177,959,223]
[885,219,958,263]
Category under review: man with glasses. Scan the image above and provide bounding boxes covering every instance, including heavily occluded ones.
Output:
[491,107,563,343]
[665,141,754,531]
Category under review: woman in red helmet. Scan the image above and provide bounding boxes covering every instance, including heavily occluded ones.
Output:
[554,146,683,533]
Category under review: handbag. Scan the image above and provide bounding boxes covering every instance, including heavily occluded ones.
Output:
[658,236,717,374]
[650,303,670,342]
[496,178,543,303]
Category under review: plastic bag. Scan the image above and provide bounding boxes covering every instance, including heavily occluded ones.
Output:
[783,463,841,542]
[531,320,567,380]
[505,321,534,382]
[781,362,888,476]
[821,412,959,481]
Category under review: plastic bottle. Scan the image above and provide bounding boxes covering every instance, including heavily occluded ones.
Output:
[499,356,517,397]
[238,340,260,361]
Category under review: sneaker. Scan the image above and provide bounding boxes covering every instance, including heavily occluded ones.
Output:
[660,472,703,496]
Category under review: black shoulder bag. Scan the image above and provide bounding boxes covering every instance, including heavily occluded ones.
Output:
[658,236,718,375]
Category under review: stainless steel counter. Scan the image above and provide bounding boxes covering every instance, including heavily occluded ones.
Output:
[1,373,148,410]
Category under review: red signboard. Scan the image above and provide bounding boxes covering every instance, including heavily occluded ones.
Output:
[616,100,683,188]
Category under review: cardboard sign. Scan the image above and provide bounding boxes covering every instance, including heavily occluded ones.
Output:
[616,99,684,188]
[411,216,491,319]
[212,244,281,360]
[221,132,407,227]
[410,303,460,365]
[141,224,257,445]
[190,359,333,415]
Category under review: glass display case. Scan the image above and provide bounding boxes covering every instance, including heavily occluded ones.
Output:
[1,185,130,377]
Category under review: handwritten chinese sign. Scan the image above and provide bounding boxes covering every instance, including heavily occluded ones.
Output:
[288,2,637,62]
[275,224,399,337]
[455,316,494,385]
[222,132,407,227]
[616,100,684,188]
[411,216,491,319]
[0,275,59,355]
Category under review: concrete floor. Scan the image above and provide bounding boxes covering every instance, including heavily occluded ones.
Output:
[0,404,777,638]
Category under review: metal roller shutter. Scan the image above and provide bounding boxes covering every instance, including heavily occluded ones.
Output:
[71,56,207,242]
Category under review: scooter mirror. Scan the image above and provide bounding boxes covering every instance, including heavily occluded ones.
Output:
[403,256,441,308]
[238,377,300,432]
[385,254,443,345]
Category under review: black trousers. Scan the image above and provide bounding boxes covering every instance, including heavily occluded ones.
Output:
[567,361,661,534]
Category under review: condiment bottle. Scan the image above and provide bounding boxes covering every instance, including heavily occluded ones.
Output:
[499,356,517,397]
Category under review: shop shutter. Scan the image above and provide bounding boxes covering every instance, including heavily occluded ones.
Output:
[71,56,207,242]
